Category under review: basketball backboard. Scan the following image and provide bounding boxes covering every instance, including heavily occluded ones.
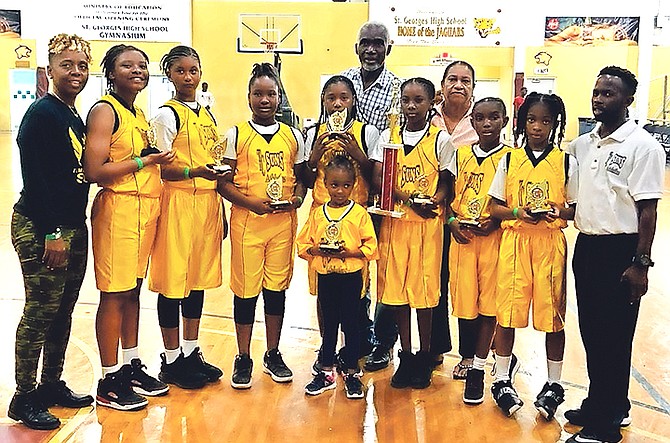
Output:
[237,14,303,54]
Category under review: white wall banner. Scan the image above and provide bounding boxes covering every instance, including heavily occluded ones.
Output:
[22,0,191,44]
[369,1,512,47]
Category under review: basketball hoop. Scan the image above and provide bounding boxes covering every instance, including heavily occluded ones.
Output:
[263,41,277,53]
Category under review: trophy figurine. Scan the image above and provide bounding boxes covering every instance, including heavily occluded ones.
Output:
[526,181,552,214]
[267,175,291,209]
[459,197,484,227]
[319,221,345,252]
[140,122,162,156]
[411,175,434,206]
[327,109,348,133]
[368,78,404,218]
[207,139,233,174]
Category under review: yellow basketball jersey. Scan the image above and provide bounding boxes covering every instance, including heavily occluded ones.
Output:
[502,145,568,230]
[98,94,160,196]
[451,144,512,221]
[162,99,219,191]
[390,125,443,222]
[311,121,370,206]
[232,122,298,200]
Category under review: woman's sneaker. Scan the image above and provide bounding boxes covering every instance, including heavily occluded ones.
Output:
[491,380,524,417]
[96,371,148,411]
[123,358,169,396]
[305,371,336,396]
[263,349,293,383]
[343,373,364,399]
[534,382,565,421]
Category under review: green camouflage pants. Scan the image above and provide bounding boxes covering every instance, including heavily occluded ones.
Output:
[11,211,88,393]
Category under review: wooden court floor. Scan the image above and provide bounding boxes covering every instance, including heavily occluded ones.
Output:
[0,132,668,442]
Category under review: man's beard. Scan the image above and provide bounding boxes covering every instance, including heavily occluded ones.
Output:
[362,61,382,72]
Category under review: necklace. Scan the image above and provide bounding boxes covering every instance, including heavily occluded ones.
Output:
[322,200,355,245]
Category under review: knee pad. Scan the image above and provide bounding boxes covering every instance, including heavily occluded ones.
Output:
[181,290,204,319]
[157,294,180,329]
[262,288,285,317]
[233,295,258,325]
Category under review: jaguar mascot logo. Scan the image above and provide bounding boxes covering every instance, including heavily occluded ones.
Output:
[473,18,501,38]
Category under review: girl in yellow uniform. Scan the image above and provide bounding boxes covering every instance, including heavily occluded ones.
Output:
[488,92,577,419]
[446,97,512,404]
[373,78,451,389]
[85,44,174,411]
[297,155,378,399]
[218,63,306,389]
[303,75,380,372]
[148,46,229,390]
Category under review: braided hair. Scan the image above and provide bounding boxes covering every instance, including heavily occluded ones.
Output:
[100,44,149,92]
[472,97,507,116]
[400,77,437,125]
[514,92,566,146]
[316,75,358,124]
[248,62,281,93]
[47,33,91,63]
[325,154,355,182]
[160,45,201,76]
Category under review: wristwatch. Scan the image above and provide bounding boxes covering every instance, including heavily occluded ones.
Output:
[632,254,654,267]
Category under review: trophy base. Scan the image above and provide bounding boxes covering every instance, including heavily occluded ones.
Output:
[140,146,162,157]
[319,244,343,253]
[458,219,481,228]
[269,200,292,209]
[529,208,551,215]
[206,163,233,174]
[367,206,404,218]
[412,196,433,206]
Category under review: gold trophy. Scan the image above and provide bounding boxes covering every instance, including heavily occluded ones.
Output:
[526,181,552,214]
[411,175,434,206]
[207,139,233,174]
[327,109,348,133]
[319,221,345,252]
[140,122,162,156]
[460,197,484,227]
[267,175,291,209]
[368,78,404,218]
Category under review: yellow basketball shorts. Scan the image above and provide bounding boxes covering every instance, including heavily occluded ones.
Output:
[496,228,567,332]
[149,187,223,298]
[376,217,442,309]
[449,229,502,319]
[229,206,297,298]
[91,190,160,293]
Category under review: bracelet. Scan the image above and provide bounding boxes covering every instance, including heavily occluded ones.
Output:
[184,166,191,179]
[133,157,144,171]
[512,207,519,219]
[404,197,413,207]
[447,216,457,225]
[45,227,62,241]
[294,195,304,207]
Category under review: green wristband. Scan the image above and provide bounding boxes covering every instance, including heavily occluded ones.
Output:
[133,157,144,170]
[512,207,519,219]
[447,216,457,225]
[295,195,304,207]
[184,166,191,179]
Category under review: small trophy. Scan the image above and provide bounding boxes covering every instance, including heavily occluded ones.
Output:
[411,175,434,206]
[267,176,291,209]
[140,122,162,156]
[319,221,344,253]
[207,139,233,174]
[327,109,348,133]
[460,197,484,227]
[526,181,552,214]
[368,78,404,219]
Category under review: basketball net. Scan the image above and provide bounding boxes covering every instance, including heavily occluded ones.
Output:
[263,41,277,53]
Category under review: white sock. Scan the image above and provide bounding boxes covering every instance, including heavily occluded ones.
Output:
[182,339,198,357]
[473,356,487,371]
[165,348,181,364]
[547,359,563,384]
[102,364,121,377]
[494,355,512,382]
[122,346,140,364]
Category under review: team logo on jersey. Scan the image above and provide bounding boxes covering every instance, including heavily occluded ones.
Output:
[400,165,423,188]
[605,151,626,175]
[464,172,484,194]
[257,149,286,176]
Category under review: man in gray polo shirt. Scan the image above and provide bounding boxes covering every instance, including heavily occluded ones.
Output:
[565,66,664,443]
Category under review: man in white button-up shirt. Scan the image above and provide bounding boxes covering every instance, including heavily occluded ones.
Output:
[565,67,664,443]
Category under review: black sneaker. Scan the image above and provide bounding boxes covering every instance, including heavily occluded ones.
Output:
[390,350,414,389]
[335,348,363,376]
[491,353,520,382]
[183,347,223,382]
[343,373,365,399]
[158,353,208,390]
[534,382,565,420]
[263,349,293,383]
[37,380,93,408]
[8,390,60,430]
[410,351,432,389]
[564,408,632,428]
[364,346,391,372]
[305,371,336,396]
[565,428,624,443]
[491,380,524,417]
[96,371,148,411]
[463,368,485,404]
[311,348,338,376]
[123,358,169,396]
[231,354,253,389]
